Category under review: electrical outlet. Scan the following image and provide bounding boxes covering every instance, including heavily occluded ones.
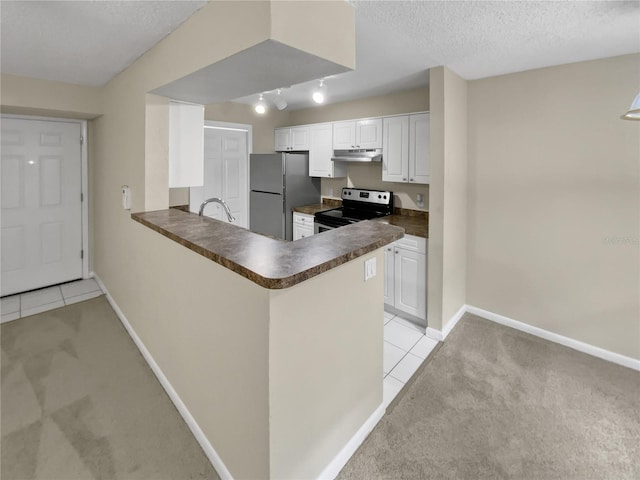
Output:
[364,258,376,281]
[416,193,424,208]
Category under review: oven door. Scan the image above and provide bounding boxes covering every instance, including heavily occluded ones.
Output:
[314,221,337,234]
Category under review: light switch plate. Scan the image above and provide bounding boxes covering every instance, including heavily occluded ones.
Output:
[364,258,376,281]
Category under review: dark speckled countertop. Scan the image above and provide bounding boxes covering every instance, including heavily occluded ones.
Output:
[293,202,429,239]
[376,211,428,238]
[132,209,404,290]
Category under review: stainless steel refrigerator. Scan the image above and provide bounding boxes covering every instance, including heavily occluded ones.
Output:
[249,153,321,240]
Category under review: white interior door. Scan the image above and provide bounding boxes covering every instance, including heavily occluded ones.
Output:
[1,118,83,296]
[190,126,248,228]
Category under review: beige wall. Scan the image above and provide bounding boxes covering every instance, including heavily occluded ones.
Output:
[467,54,640,359]
[205,101,291,153]
[0,73,103,119]
[268,250,383,478]
[427,67,468,331]
[289,86,430,210]
[129,222,270,478]
[88,1,357,477]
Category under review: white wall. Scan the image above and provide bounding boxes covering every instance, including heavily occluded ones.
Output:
[467,53,640,359]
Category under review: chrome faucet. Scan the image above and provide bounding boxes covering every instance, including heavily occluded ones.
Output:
[199,197,236,222]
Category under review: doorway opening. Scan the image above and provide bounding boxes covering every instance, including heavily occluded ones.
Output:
[188,121,252,228]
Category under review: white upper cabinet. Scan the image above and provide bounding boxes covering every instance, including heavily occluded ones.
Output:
[309,123,346,178]
[275,128,291,151]
[169,101,204,187]
[332,118,382,150]
[356,118,383,149]
[275,126,310,151]
[382,115,409,183]
[409,113,430,184]
[383,113,429,184]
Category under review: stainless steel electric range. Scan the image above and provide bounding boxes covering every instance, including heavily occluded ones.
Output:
[314,187,394,234]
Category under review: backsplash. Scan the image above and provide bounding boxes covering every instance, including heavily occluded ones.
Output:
[320,163,429,211]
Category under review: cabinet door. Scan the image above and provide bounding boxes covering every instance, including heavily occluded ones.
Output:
[291,126,310,151]
[394,247,426,320]
[382,116,409,183]
[275,128,291,152]
[293,223,314,240]
[383,245,395,307]
[309,123,346,178]
[409,113,430,184]
[333,121,356,150]
[356,118,383,149]
[169,101,204,187]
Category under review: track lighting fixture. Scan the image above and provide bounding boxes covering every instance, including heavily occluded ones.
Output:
[255,94,267,114]
[312,79,326,104]
[273,89,288,111]
[621,92,640,120]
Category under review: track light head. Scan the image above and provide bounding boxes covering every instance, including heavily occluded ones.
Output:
[255,94,267,114]
[312,80,326,104]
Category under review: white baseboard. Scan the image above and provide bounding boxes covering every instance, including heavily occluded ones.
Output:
[466,305,640,372]
[317,403,386,480]
[425,327,443,341]
[92,274,234,479]
[443,304,466,338]
[425,304,466,342]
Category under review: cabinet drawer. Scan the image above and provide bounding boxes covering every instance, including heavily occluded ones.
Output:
[394,234,427,254]
[293,212,314,225]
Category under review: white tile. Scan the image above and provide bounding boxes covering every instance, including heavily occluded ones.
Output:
[21,286,63,310]
[21,301,65,318]
[1,295,20,314]
[390,315,424,334]
[383,311,395,321]
[410,336,439,359]
[1,312,20,323]
[383,375,404,408]
[384,320,423,351]
[384,341,407,374]
[60,278,100,299]
[64,290,102,306]
[389,353,424,384]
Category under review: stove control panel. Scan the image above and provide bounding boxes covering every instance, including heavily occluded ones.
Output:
[341,188,393,206]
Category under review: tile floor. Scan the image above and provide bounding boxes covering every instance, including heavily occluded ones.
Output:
[382,310,439,408]
[0,278,103,322]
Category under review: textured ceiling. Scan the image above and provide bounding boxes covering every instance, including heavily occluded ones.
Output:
[0,0,207,86]
[1,0,639,109]
[352,0,640,80]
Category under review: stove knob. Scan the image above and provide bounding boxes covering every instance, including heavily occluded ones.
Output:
[378,194,381,199]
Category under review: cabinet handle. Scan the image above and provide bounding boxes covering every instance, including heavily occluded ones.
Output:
[351,145,355,148]
[387,247,392,251]
[410,178,414,182]
[328,173,331,177]
[403,178,407,181]
[395,249,399,254]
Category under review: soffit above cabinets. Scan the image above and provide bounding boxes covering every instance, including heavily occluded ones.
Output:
[151,40,351,106]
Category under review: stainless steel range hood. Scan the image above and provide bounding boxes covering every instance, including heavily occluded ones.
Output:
[331,149,382,163]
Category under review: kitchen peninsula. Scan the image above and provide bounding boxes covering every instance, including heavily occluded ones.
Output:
[128,208,404,479]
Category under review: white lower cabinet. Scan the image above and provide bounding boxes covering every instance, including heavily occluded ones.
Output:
[384,235,427,321]
[293,212,314,240]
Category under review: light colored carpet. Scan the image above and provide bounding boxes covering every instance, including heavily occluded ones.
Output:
[1,296,219,480]
[339,314,640,479]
